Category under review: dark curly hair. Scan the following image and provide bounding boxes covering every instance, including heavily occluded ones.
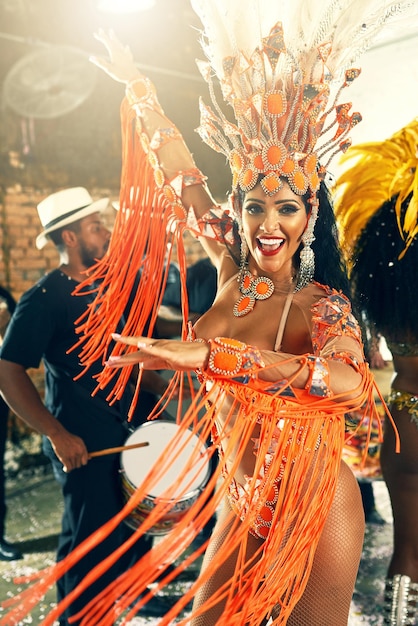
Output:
[350,192,418,342]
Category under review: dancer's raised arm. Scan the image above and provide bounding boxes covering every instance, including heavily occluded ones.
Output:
[90,29,227,266]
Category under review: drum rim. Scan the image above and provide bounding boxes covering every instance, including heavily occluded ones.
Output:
[121,419,212,500]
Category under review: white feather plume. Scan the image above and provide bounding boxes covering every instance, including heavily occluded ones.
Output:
[190,0,417,194]
[191,0,417,85]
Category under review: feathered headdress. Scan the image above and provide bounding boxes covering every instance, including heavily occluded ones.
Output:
[334,118,418,260]
[191,0,416,198]
[71,0,416,406]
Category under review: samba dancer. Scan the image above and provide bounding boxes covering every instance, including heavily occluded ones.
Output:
[1,2,414,625]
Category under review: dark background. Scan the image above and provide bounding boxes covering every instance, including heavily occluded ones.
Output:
[0,0,231,199]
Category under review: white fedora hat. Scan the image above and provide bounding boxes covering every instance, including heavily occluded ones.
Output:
[36,187,109,250]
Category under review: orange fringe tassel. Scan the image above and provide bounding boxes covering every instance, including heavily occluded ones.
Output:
[71,99,190,414]
[0,360,392,625]
[0,94,399,625]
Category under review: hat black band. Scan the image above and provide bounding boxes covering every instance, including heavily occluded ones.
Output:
[43,203,92,230]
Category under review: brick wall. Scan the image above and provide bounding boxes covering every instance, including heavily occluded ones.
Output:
[1,187,60,299]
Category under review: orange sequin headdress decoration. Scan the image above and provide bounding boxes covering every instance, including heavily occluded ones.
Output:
[192,0,415,199]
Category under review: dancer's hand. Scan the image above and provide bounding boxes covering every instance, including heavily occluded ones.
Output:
[90,28,141,84]
[106,334,210,372]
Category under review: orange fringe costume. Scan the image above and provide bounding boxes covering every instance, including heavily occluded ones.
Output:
[0,1,409,624]
[0,97,395,626]
[0,285,389,626]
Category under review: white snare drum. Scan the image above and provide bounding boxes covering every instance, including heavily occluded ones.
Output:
[120,420,210,535]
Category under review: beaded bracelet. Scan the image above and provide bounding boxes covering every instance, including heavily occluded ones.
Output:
[203,337,265,378]
[126,76,164,115]
[127,77,183,154]
[126,75,208,228]
[305,355,331,397]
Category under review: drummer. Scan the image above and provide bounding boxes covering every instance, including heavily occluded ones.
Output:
[0,187,163,625]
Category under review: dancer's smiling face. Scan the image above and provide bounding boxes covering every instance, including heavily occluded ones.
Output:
[241,181,308,278]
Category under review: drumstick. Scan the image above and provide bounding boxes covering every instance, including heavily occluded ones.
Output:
[88,441,149,459]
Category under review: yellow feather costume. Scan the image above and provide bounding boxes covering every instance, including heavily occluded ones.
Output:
[334,118,418,261]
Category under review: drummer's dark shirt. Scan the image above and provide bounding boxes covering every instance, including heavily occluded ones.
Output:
[0,269,132,451]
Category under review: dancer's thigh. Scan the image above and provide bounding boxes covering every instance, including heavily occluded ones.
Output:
[190,498,264,626]
[286,461,365,626]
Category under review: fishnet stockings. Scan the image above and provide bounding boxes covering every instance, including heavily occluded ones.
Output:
[190,499,265,625]
[192,462,364,626]
[285,462,365,626]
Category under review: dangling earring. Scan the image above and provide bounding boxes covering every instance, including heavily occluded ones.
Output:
[238,231,248,278]
[295,199,318,292]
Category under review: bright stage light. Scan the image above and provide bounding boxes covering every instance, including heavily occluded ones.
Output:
[97,0,156,13]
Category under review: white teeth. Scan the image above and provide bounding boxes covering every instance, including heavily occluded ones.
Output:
[258,238,283,246]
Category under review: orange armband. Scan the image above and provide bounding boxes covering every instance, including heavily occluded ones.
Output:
[203,337,265,378]
[126,76,164,115]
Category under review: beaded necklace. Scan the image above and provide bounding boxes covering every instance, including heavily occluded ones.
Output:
[233,269,295,317]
